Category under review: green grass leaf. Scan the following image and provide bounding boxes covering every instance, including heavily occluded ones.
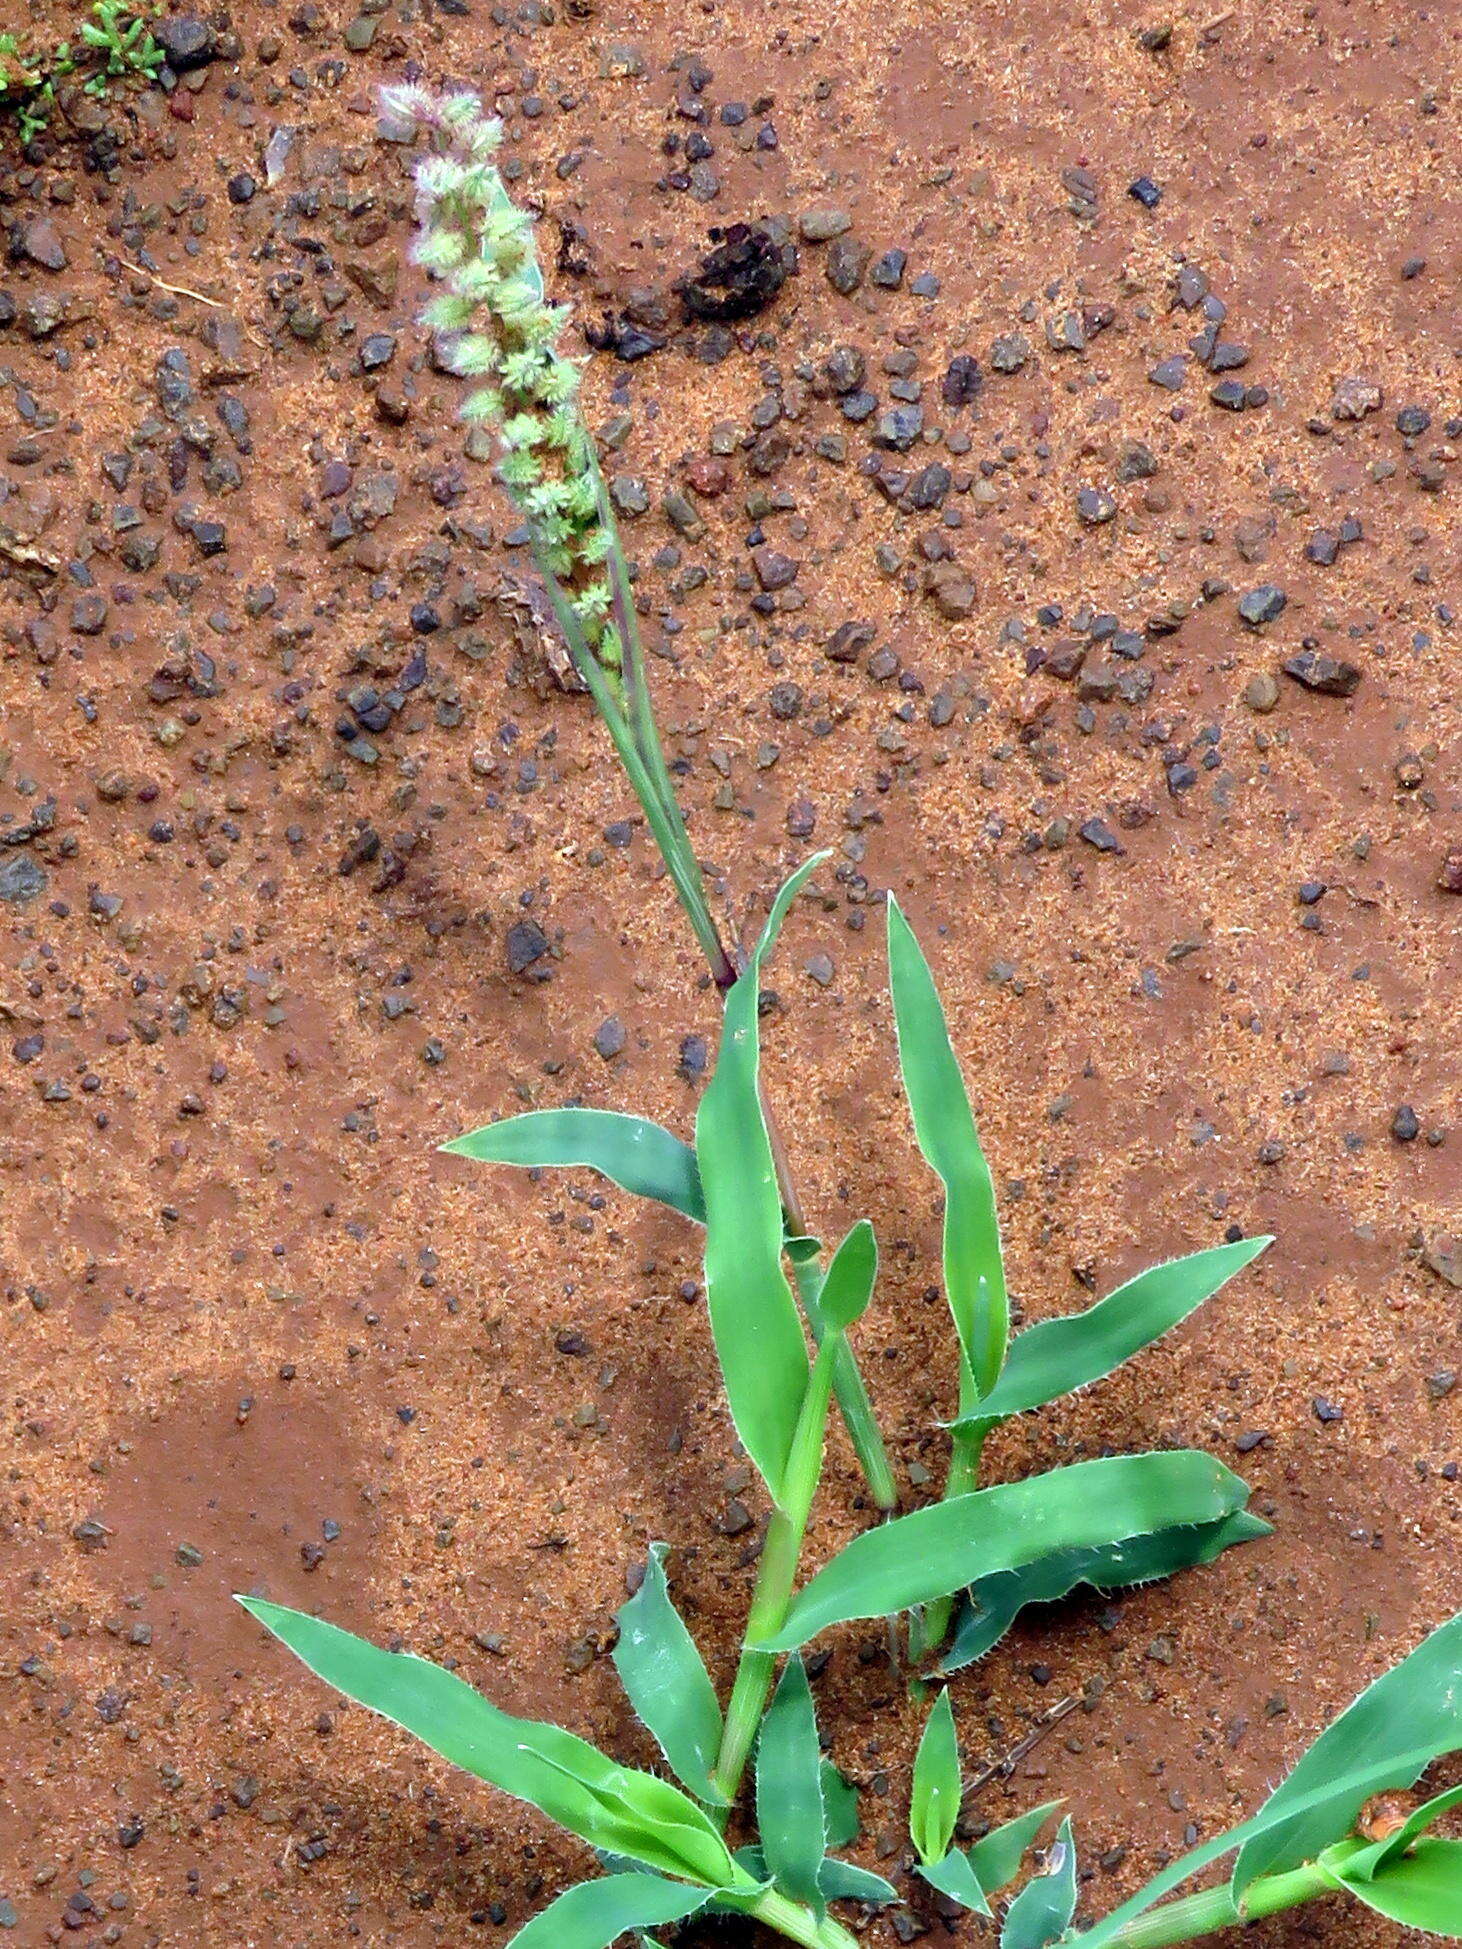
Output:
[756,1656,827,1915]
[442,1108,703,1223]
[818,1220,878,1333]
[237,1598,738,1889]
[821,1761,859,1848]
[503,1873,713,1949]
[920,1848,993,1914]
[962,1237,1272,1428]
[1000,1818,1078,1949]
[920,1793,1068,1917]
[1067,1694,1462,1949]
[887,898,1007,1397]
[696,858,824,1500]
[910,1691,962,1866]
[612,1545,725,1806]
[816,1858,898,1907]
[941,1509,1271,1671]
[1344,1784,1462,1882]
[732,1847,897,1911]
[1330,1838,1462,1935]
[967,1800,1066,1897]
[918,1801,1066,1914]
[757,1451,1254,1650]
[1232,1611,1462,1897]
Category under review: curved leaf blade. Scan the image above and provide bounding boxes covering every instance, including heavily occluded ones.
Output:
[756,1656,827,1914]
[819,1220,879,1334]
[733,1848,897,1910]
[442,1108,704,1224]
[1068,1735,1462,1949]
[911,1691,962,1866]
[920,1802,1065,1916]
[920,1849,991,1914]
[1333,1838,1462,1935]
[967,1800,1066,1897]
[821,1761,860,1849]
[504,1874,712,1949]
[965,1237,1272,1428]
[612,1546,725,1805]
[1001,1818,1078,1949]
[695,860,824,1498]
[758,1451,1255,1650]
[887,898,1007,1395]
[1346,1783,1462,1882]
[237,1598,737,1888]
[818,1858,899,1907]
[1233,1612,1462,1897]
[941,1509,1271,1672]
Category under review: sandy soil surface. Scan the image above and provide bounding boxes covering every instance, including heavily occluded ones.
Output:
[1,0,1459,1943]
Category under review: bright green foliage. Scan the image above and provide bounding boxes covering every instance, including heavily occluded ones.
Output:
[1232,1610,1462,1895]
[756,1659,827,1915]
[820,1762,859,1849]
[968,1802,1068,1899]
[887,896,1007,1397]
[612,1545,724,1804]
[758,1451,1255,1651]
[943,1508,1271,1672]
[501,1873,712,1948]
[1065,1613,1462,1949]
[920,1796,1066,1913]
[1324,1839,1462,1935]
[960,1236,1273,1431]
[235,1599,744,1893]
[1001,1819,1078,1949]
[443,1108,704,1223]
[695,858,822,1502]
[1343,1784,1462,1882]
[237,108,1462,1949]
[817,1220,878,1333]
[910,1692,962,1866]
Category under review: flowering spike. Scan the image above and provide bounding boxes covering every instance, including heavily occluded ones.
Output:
[385,80,615,653]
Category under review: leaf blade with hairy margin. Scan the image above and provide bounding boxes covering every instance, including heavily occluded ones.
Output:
[941,1510,1271,1672]
[732,1848,897,1910]
[920,1849,992,1914]
[919,1801,1066,1915]
[887,897,1007,1396]
[966,1800,1066,1897]
[696,860,824,1499]
[1331,1839,1462,1936]
[756,1657,827,1914]
[236,1598,738,1889]
[910,1691,962,1866]
[612,1545,725,1805]
[504,1874,713,1949]
[961,1237,1272,1430]
[1233,1612,1462,1897]
[1066,1737,1462,1949]
[1000,1818,1078,1949]
[758,1452,1255,1650]
[1345,1784,1462,1882]
[442,1108,704,1224]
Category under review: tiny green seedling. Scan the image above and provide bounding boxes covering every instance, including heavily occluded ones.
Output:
[233,80,1462,1949]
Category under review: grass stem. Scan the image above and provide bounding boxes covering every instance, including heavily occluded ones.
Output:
[746,1886,860,1949]
[1096,1848,1360,1949]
